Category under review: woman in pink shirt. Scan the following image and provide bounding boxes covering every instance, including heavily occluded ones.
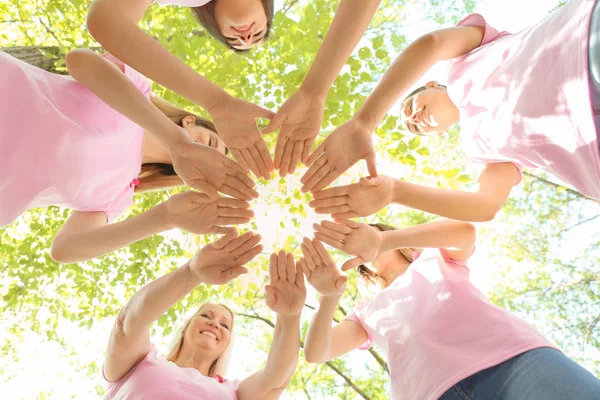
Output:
[104,230,306,399]
[0,49,257,263]
[305,0,600,222]
[86,0,387,179]
[301,220,600,399]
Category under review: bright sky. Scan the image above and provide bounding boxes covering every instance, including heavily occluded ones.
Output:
[0,0,588,399]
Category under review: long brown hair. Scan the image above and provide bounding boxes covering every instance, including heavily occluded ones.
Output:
[357,223,422,288]
[136,95,224,193]
[166,303,236,377]
[191,0,275,52]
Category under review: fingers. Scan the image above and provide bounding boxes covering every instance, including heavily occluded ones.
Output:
[248,143,272,180]
[227,266,248,280]
[234,243,263,265]
[301,138,315,165]
[195,181,220,201]
[277,249,287,280]
[301,237,321,267]
[255,142,274,178]
[298,257,310,278]
[273,133,288,170]
[240,148,262,180]
[312,185,349,200]
[309,195,349,210]
[216,216,252,225]
[342,256,365,272]
[331,211,359,219]
[334,218,361,229]
[211,230,239,249]
[313,222,347,241]
[312,239,334,265]
[286,252,295,282]
[269,253,278,281]
[264,284,279,309]
[262,109,284,134]
[366,153,378,177]
[224,231,256,252]
[305,141,325,166]
[314,232,345,251]
[210,226,236,234]
[217,206,254,218]
[229,148,250,173]
[224,156,249,176]
[310,168,342,193]
[314,205,351,215]
[217,197,251,209]
[223,175,259,200]
[231,233,262,257]
[295,261,305,289]
[252,104,276,120]
[335,275,348,291]
[300,154,327,185]
[286,141,303,175]
[279,140,294,177]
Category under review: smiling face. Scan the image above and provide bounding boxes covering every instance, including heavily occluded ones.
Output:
[183,303,233,357]
[214,0,269,50]
[400,82,460,136]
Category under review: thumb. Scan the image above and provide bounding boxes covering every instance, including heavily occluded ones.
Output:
[359,175,382,187]
[212,229,239,249]
[195,181,220,201]
[264,285,278,307]
[365,153,378,178]
[252,103,276,120]
[336,275,348,291]
[262,110,285,134]
[226,266,248,281]
[342,257,364,272]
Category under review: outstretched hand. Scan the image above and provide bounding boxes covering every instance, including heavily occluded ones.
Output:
[171,141,259,201]
[309,175,394,218]
[190,230,263,285]
[301,118,377,193]
[265,250,307,317]
[299,238,347,297]
[313,219,382,271]
[209,96,275,180]
[263,90,326,177]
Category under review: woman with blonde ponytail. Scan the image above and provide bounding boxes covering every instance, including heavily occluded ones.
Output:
[301,219,600,399]
[0,49,256,263]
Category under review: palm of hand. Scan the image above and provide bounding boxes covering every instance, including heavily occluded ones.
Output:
[326,121,374,171]
[173,145,226,189]
[343,228,379,264]
[307,262,345,297]
[212,98,263,146]
[168,192,217,233]
[349,178,393,216]
[278,93,324,142]
[190,245,239,284]
[268,276,306,316]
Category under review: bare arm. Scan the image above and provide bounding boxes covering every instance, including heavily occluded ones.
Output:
[86,0,227,113]
[304,295,368,363]
[300,0,382,95]
[355,25,485,129]
[104,231,262,382]
[51,192,253,264]
[392,162,518,222]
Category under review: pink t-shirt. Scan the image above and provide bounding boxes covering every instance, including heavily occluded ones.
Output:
[155,0,211,6]
[0,52,149,226]
[105,345,240,399]
[447,0,600,199]
[345,249,556,400]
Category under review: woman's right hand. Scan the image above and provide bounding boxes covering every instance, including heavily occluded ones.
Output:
[299,238,347,297]
[313,220,382,271]
[164,191,254,234]
[189,230,263,285]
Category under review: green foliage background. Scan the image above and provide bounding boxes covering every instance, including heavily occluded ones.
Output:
[1,0,598,398]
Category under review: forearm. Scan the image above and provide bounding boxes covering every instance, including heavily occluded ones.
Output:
[120,261,203,334]
[354,34,439,129]
[260,314,301,389]
[379,219,476,253]
[391,178,501,222]
[300,0,381,96]
[87,4,228,111]
[66,49,190,151]
[304,295,340,363]
[51,205,169,263]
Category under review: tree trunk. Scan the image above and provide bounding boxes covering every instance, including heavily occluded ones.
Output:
[1,46,67,74]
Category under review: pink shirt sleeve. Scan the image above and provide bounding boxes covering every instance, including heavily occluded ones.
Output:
[101,53,151,98]
[457,13,510,46]
[344,312,373,350]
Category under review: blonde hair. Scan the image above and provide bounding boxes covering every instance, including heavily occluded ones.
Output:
[165,303,236,377]
[357,223,422,289]
[135,95,224,193]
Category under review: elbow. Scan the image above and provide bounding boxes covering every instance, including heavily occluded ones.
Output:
[304,348,325,364]
[65,48,95,75]
[477,199,503,222]
[50,238,77,264]
[86,6,106,41]
[416,32,439,52]
[458,221,477,247]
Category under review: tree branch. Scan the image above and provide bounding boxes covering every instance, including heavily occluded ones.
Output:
[239,312,372,400]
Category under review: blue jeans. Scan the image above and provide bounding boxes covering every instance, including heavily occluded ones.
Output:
[439,348,600,400]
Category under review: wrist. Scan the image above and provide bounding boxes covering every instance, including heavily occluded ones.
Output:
[377,232,387,254]
[205,91,233,116]
[276,313,301,324]
[299,82,329,99]
[391,178,406,204]
[184,261,207,285]
[354,109,380,132]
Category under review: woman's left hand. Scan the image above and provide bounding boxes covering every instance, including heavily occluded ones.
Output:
[265,250,307,317]
[190,230,263,285]
[262,89,326,177]
[208,96,276,180]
